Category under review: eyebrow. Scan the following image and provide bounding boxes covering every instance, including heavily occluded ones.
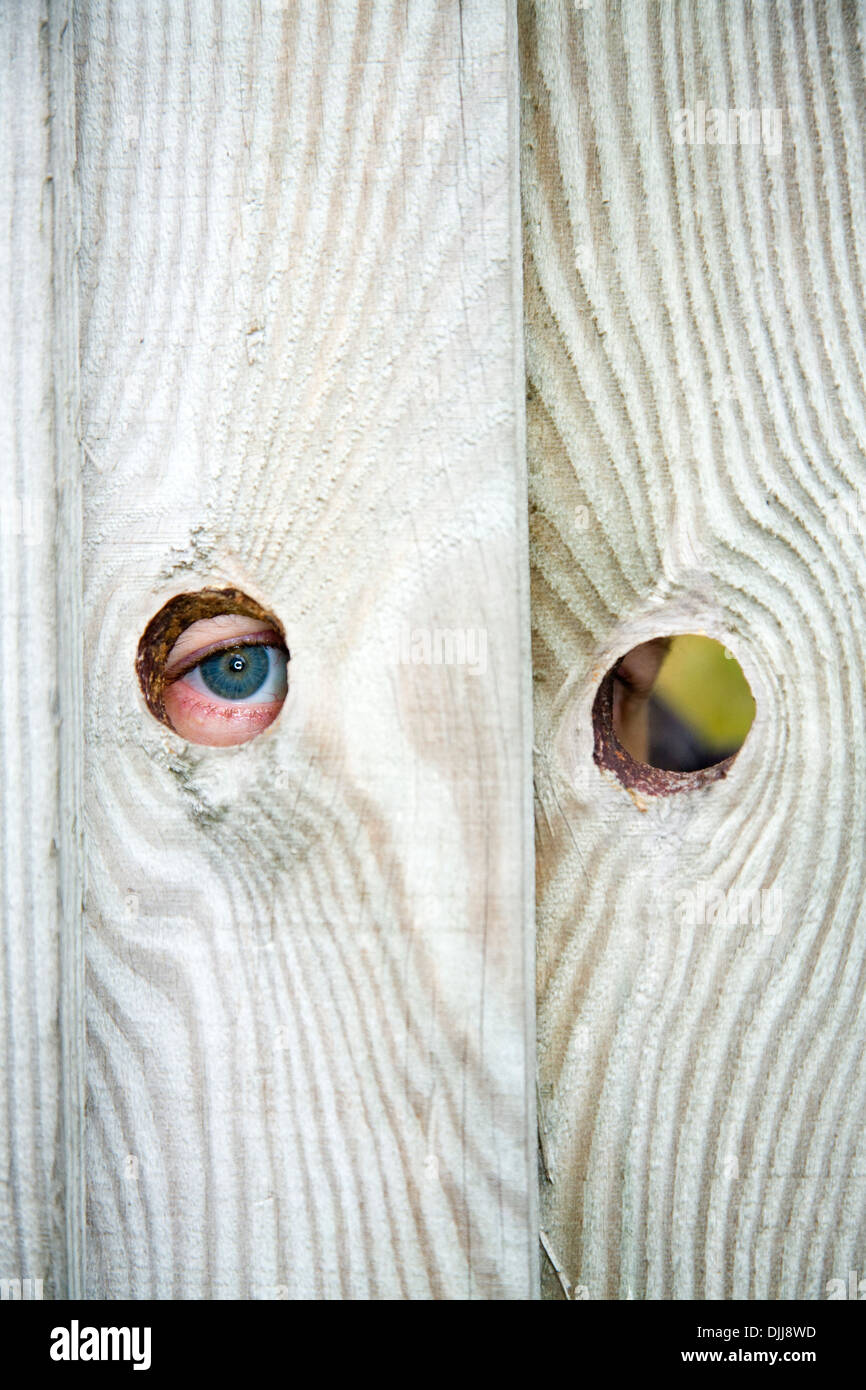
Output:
[165,628,287,682]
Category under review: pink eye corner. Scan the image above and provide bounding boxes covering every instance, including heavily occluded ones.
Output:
[136,588,290,748]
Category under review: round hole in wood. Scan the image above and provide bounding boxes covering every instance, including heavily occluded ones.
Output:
[592,635,755,795]
[136,588,290,747]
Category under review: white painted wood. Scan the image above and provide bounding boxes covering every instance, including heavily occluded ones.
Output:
[523,0,866,1299]
[75,0,535,1298]
[0,1,85,1299]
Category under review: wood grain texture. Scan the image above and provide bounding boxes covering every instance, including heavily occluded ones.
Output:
[523,0,866,1299]
[0,0,85,1299]
[75,0,535,1298]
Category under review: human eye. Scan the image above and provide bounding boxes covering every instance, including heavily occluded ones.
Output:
[164,631,288,747]
[136,592,290,748]
[181,643,287,706]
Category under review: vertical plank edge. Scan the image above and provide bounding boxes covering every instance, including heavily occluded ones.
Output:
[507,0,540,1301]
[51,0,86,1300]
[0,0,84,1298]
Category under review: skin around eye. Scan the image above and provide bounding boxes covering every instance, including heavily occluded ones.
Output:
[163,614,288,747]
[611,638,671,763]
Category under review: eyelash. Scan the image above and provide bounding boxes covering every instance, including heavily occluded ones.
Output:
[173,643,288,707]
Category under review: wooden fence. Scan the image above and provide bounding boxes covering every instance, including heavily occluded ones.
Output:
[2,0,865,1301]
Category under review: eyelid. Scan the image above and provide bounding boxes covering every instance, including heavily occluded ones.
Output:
[165,629,288,684]
[613,661,636,690]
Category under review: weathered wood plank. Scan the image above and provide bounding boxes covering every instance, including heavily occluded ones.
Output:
[0,0,85,1299]
[523,0,866,1299]
[75,0,535,1298]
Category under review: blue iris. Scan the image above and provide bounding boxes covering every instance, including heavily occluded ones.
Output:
[198,645,270,700]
